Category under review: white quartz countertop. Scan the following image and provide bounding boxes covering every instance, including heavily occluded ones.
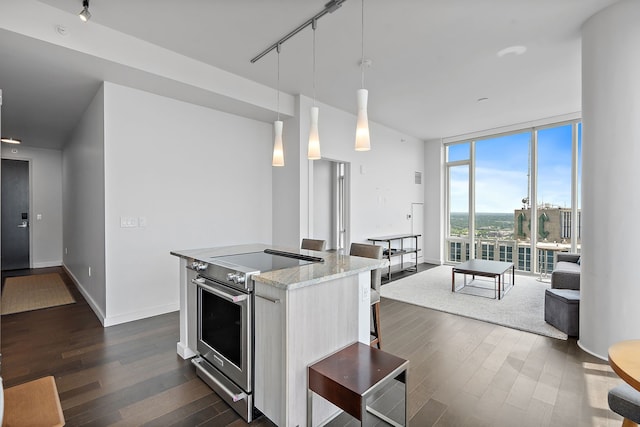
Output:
[170,243,388,290]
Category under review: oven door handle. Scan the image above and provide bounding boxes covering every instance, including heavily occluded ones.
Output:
[192,358,247,402]
[192,279,248,303]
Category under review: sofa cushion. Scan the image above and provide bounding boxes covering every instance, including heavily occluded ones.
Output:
[555,261,581,274]
[609,383,640,424]
[551,259,581,290]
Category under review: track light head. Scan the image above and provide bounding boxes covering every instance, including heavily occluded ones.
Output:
[79,0,91,22]
[325,0,346,13]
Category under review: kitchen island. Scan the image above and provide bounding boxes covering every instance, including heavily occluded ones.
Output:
[171,244,388,426]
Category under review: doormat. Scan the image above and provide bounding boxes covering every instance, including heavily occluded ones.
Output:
[1,273,75,315]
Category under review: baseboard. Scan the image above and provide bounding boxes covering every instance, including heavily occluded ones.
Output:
[62,264,107,326]
[103,302,179,327]
[423,258,443,265]
[177,342,197,360]
[577,339,607,361]
[33,260,63,268]
[62,264,179,328]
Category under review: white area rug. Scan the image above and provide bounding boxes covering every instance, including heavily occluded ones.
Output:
[381,265,567,340]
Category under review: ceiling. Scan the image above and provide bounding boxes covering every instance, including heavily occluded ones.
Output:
[0,0,620,150]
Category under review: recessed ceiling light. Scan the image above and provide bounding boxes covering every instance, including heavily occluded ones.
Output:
[1,137,22,144]
[497,45,527,58]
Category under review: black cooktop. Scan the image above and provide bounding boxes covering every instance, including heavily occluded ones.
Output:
[212,250,321,273]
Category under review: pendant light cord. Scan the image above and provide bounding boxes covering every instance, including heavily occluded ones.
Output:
[312,21,317,106]
[361,0,365,89]
[277,44,281,121]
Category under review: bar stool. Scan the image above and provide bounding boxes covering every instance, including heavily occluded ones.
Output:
[301,238,327,251]
[350,243,383,348]
[308,342,408,426]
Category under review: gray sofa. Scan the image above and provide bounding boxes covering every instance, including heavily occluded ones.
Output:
[551,253,581,290]
[546,253,581,336]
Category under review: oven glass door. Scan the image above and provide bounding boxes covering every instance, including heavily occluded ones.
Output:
[196,277,252,392]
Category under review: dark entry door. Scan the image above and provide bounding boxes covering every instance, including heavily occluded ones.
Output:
[1,159,30,270]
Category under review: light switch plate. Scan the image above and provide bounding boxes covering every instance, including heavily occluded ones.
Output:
[120,216,138,228]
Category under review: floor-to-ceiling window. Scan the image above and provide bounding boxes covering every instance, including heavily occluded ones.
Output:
[444,120,582,273]
[474,132,531,266]
[446,143,471,261]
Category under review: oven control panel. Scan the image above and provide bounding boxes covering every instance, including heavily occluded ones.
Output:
[190,261,208,271]
[226,272,245,284]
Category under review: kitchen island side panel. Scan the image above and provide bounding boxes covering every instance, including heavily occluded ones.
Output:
[254,282,286,425]
[176,257,197,359]
[254,274,365,426]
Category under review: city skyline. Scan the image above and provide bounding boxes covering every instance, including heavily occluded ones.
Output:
[449,123,581,213]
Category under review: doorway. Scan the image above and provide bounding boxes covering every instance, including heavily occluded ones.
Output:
[312,160,350,251]
[1,158,30,270]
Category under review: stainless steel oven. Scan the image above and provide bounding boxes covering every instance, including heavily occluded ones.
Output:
[188,249,323,423]
[189,258,257,422]
[196,275,252,392]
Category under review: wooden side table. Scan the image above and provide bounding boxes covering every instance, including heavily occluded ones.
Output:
[608,340,640,426]
[609,339,640,392]
[308,342,409,426]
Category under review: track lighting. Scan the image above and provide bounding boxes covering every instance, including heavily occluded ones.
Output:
[78,0,91,22]
[250,1,350,165]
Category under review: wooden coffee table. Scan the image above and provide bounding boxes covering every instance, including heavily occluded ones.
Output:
[452,259,515,300]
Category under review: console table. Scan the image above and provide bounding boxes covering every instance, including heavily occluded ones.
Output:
[368,234,421,280]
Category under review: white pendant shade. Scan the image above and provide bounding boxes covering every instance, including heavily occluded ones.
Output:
[308,107,321,160]
[355,88,370,151]
[272,120,284,167]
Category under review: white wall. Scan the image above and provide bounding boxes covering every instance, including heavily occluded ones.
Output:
[102,82,273,326]
[424,139,444,264]
[293,96,425,250]
[63,85,106,319]
[2,145,63,267]
[579,0,640,358]
[272,108,302,249]
[0,89,2,274]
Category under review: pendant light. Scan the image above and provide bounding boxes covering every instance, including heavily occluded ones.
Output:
[308,20,321,160]
[272,44,285,167]
[355,0,371,151]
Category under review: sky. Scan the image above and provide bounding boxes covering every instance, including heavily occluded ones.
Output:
[448,123,581,213]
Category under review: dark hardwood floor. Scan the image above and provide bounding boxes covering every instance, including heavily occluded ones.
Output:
[1,267,624,426]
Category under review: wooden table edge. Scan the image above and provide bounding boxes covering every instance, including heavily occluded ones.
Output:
[608,340,640,392]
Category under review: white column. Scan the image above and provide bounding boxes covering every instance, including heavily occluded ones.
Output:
[579,0,640,358]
